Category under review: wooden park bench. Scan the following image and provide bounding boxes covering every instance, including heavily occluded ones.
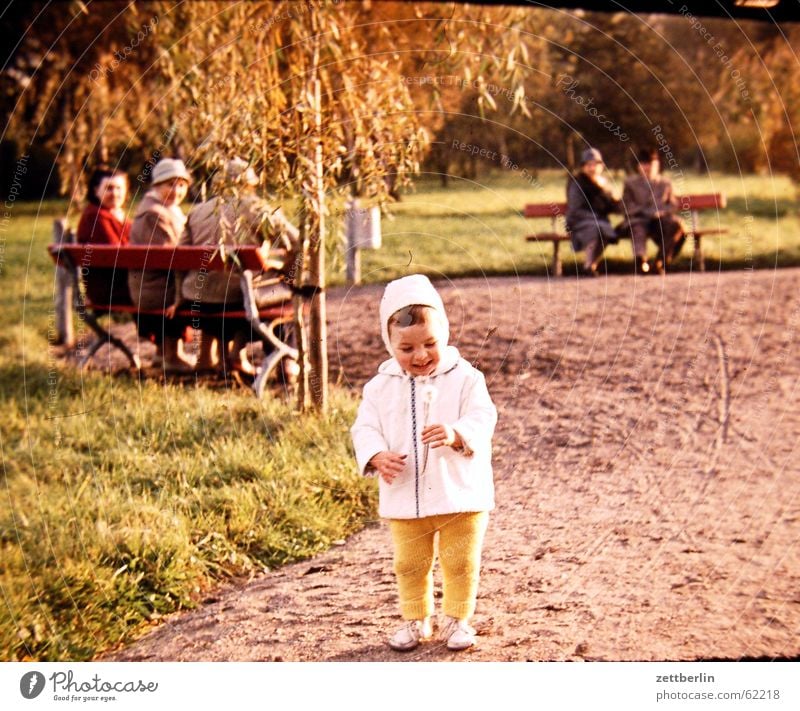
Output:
[523,193,728,276]
[49,220,299,398]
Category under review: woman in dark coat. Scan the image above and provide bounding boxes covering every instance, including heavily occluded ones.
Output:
[565,147,621,277]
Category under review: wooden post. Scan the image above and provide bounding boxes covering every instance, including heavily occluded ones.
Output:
[346,245,361,286]
[52,218,74,346]
[345,198,361,286]
[345,199,381,285]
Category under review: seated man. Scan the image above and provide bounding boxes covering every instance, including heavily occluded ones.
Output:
[620,148,686,275]
[565,147,621,277]
[179,158,299,375]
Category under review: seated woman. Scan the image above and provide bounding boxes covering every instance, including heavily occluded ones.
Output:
[127,158,194,373]
[179,158,298,375]
[565,148,621,277]
[620,148,686,275]
[76,167,132,304]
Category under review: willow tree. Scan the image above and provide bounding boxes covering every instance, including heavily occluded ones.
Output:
[1,0,167,200]
[8,1,533,410]
[148,2,412,410]
[6,0,538,410]
[145,1,534,411]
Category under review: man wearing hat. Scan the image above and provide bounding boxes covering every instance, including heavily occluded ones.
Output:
[179,157,299,375]
[565,147,622,277]
[620,148,686,275]
[127,157,195,372]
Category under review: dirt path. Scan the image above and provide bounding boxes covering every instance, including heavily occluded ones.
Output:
[104,268,800,661]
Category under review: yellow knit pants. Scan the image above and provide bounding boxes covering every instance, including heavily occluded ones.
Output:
[389,511,489,621]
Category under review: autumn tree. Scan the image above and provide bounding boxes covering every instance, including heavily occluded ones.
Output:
[147,0,533,411]
[11,2,795,408]
[1,0,167,201]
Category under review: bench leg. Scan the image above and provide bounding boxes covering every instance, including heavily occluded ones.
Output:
[54,265,74,346]
[694,234,705,272]
[59,250,140,370]
[79,335,107,367]
[252,314,298,399]
[241,270,299,398]
[76,310,142,370]
[553,241,563,277]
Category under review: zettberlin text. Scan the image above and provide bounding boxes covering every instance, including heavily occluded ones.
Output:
[655,673,714,683]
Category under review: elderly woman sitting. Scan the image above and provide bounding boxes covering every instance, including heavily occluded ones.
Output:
[565,147,622,277]
[127,158,195,373]
[179,158,298,375]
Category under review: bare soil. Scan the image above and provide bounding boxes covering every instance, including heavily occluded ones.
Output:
[103,268,800,661]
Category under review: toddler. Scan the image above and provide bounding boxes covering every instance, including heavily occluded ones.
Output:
[351,274,497,651]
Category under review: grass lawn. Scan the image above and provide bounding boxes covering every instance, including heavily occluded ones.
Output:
[1,170,797,660]
[360,170,800,282]
[0,203,374,660]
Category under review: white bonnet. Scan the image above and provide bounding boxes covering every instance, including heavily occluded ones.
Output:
[379,274,449,354]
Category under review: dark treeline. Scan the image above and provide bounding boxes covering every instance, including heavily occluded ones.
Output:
[2,3,798,199]
[422,11,799,180]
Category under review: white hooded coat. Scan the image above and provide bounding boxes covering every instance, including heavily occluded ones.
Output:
[351,275,497,519]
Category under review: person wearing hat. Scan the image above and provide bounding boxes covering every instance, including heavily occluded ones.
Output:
[620,148,686,275]
[127,157,194,373]
[179,157,299,375]
[565,147,622,277]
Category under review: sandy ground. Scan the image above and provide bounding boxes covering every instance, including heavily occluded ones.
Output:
[101,267,800,661]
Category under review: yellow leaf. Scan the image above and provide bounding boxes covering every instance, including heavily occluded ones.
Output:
[506,47,517,72]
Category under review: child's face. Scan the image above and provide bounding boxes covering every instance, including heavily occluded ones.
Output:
[389,319,443,377]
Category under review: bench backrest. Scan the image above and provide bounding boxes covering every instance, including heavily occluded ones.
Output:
[48,244,287,272]
[523,193,725,218]
[676,193,727,211]
[524,203,567,218]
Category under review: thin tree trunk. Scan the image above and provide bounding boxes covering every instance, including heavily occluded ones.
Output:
[308,28,328,411]
[293,290,310,411]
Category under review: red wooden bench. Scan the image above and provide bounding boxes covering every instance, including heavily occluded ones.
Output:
[523,193,728,276]
[48,225,299,398]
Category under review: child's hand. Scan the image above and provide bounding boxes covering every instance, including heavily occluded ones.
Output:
[421,424,463,449]
[369,451,407,484]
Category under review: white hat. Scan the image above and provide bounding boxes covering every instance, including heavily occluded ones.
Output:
[379,274,449,354]
[151,158,191,185]
[225,157,259,186]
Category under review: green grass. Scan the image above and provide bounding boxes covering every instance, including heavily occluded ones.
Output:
[1,170,797,660]
[0,209,374,660]
[359,170,800,282]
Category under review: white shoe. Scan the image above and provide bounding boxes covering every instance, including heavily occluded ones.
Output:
[439,616,476,650]
[388,618,432,651]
